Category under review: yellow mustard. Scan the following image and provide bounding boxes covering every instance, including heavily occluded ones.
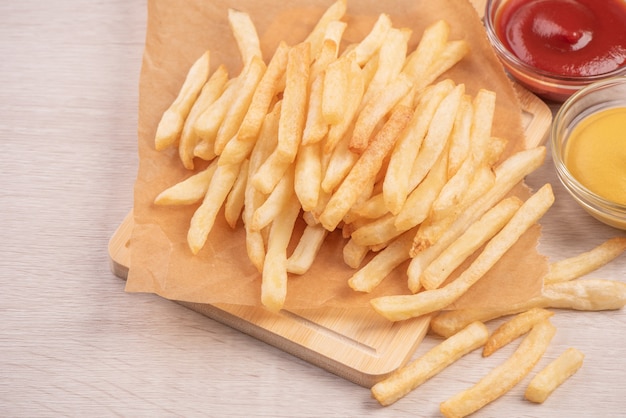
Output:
[564,107,626,205]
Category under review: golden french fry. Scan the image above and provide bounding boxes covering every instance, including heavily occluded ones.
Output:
[483,308,555,357]
[214,56,266,155]
[286,223,328,274]
[303,0,347,59]
[371,321,489,406]
[349,193,388,220]
[224,159,249,228]
[440,319,556,418]
[321,134,359,194]
[545,237,626,284]
[407,83,464,192]
[525,347,585,404]
[154,160,218,206]
[302,72,328,146]
[348,229,414,293]
[353,13,392,66]
[421,196,523,291]
[349,73,413,153]
[228,8,262,66]
[342,238,370,269]
[187,162,243,254]
[383,79,455,215]
[351,213,402,248]
[415,39,469,92]
[372,184,555,322]
[319,105,414,231]
[322,55,351,125]
[294,142,323,212]
[446,94,473,177]
[179,65,229,169]
[430,279,626,338]
[407,145,546,289]
[402,20,450,82]
[324,57,365,153]
[155,50,211,151]
[275,42,311,164]
[261,193,301,312]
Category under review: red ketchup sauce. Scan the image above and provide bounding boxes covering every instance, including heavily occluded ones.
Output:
[495,0,626,77]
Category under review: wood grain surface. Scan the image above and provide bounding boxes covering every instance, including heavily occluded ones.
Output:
[1,1,625,417]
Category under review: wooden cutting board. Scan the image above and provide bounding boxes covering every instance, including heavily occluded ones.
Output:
[108,84,551,388]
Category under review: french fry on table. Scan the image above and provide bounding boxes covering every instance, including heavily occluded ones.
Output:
[525,347,585,404]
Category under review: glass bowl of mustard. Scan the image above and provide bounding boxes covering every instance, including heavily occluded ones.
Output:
[551,77,626,230]
[484,0,626,102]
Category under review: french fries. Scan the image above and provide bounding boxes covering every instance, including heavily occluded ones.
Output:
[525,347,585,404]
[482,308,554,357]
[371,321,489,406]
[440,319,556,418]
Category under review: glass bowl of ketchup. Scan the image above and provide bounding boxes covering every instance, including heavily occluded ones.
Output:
[484,0,626,102]
[551,77,626,230]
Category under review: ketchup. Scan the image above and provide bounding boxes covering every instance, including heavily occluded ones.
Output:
[495,0,626,77]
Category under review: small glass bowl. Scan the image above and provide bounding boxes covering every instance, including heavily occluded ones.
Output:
[484,0,626,102]
[551,77,626,230]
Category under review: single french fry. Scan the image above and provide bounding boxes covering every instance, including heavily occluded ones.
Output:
[321,133,359,194]
[349,193,388,220]
[402,19,450,82]
[353,13,392,66]
[187,162,243,254]
[322,55,351,125]
[294,142,323,212]
[414,39,469,92]
[214,56,266,155]
[228,8,262,66]
[372,184,555,322]
[407,147,546,292]
[275,42,311,164]
[371,321,489,406]
[324,57,365,153]
[430,279,626,338]
[440,319,556,418]
[261,194,301,312]
[383,79,455,215]
[286,223,328,275]
[545,237,626,284]
[420,196,523,291]
[407,83,464,192]
[446,94,473,177]
[154,160,218,206]
[319,105,414,231]
[525,348,585,404]
[224,159,249,228]
[348,229,414,293]
[349,73,413,153]
[483,308,555,357]
[302,72,328,146]
[155,50,211,151]
[179,65,229,169]
[342,238,370,269]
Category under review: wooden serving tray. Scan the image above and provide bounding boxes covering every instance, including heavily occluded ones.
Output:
[108,84,551,388]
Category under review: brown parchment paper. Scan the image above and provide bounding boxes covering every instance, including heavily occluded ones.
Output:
[125,0,548,311]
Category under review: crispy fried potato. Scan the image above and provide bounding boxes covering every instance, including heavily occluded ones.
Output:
[482,308,554,357]
[525,347,585,404]
[372,321,489,406]
[545,237,626,284]
[155,50,211,151]
[286,223,328,274]
[228,8,262,66]
[430,279,626,338]
[440,319,556,418]
[154,160,218,206]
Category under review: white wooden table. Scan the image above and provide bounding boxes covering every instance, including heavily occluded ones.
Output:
[1,1,625,416]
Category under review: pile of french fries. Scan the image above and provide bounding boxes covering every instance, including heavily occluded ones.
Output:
[150,0,626,415]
